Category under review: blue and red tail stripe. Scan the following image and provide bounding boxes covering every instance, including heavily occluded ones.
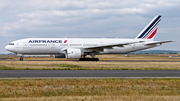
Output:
[147,28,158,39]
[136,15,162,40]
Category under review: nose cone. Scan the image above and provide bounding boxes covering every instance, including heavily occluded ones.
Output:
[5,45,14,52]
[5,45,9,51]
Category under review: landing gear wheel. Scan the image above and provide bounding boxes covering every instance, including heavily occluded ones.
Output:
[95,58,99,61]
[20,57,23,61]
[79,58,99,61]
[92,58,99,61]
[79,58,83,61]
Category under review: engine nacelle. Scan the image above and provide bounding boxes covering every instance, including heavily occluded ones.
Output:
[65,49,82,59]
[53,54,65,58]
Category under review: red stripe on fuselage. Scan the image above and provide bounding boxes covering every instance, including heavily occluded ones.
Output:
[64,40,67,43]
[147,28,158,39]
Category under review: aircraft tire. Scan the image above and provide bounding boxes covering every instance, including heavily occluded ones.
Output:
[79,58,99,61]
[93,58,99,61]
[95,58,99,61]
[20,58,23,61]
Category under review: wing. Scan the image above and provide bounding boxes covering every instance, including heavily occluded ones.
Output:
[83,41,139,50]
[145,41,174,45]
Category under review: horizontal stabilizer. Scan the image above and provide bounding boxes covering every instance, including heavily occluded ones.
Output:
[145,41,174,45]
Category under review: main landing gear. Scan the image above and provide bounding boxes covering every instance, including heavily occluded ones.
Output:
[79,53,99,61]
[79,58,99,61]
[20,56,23,61]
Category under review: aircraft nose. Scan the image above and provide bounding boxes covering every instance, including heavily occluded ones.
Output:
[5,45,15,52]
[5,45,12,52]
[5,45,9,51]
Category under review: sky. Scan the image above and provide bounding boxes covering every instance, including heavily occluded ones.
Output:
[0,0,180,53]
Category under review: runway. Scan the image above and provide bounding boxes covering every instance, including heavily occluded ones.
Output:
[0,70,180,78]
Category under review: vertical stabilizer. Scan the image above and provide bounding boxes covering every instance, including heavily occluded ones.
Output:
[135,15,162,40]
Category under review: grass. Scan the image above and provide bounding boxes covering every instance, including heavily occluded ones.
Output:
[51,63,83,70]
[0,54,180,70]
[1,62,180,70]
[1,96,180,101]
[0,78,180,100]
[52,63,81,68]
[0,65,16,70]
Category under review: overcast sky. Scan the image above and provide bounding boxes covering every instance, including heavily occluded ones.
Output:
[0,0,180,53]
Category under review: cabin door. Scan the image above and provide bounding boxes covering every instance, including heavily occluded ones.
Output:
[23,42,27,50]
[51,43,55,53]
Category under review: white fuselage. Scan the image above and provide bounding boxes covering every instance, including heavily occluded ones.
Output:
[5,38,159,55]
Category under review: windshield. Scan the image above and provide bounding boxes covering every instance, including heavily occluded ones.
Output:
[9,43,14,45]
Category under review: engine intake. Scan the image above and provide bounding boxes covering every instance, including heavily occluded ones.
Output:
[65,49,82,59]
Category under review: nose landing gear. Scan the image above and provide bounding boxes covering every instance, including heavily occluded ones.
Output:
[20,56,23,61]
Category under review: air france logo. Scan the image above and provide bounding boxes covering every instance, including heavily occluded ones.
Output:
[28,40,62,43]
[64,40,67,43]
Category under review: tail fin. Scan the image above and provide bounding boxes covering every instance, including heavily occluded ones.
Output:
[135,15,162,40]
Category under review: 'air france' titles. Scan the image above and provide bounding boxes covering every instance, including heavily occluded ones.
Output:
[28,40,62,43]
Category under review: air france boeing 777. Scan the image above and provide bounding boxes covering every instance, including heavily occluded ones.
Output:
[5,15,173,61]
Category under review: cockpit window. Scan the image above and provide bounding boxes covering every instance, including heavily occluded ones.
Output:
[9,43,14,45]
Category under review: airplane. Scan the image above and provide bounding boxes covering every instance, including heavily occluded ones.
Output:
[5,15,173,61]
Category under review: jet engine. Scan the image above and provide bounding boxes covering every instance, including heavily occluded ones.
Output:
[53,54,65,58]
[65,49,82,59]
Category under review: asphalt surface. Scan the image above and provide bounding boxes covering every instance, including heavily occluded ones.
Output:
[0,70,180,78]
